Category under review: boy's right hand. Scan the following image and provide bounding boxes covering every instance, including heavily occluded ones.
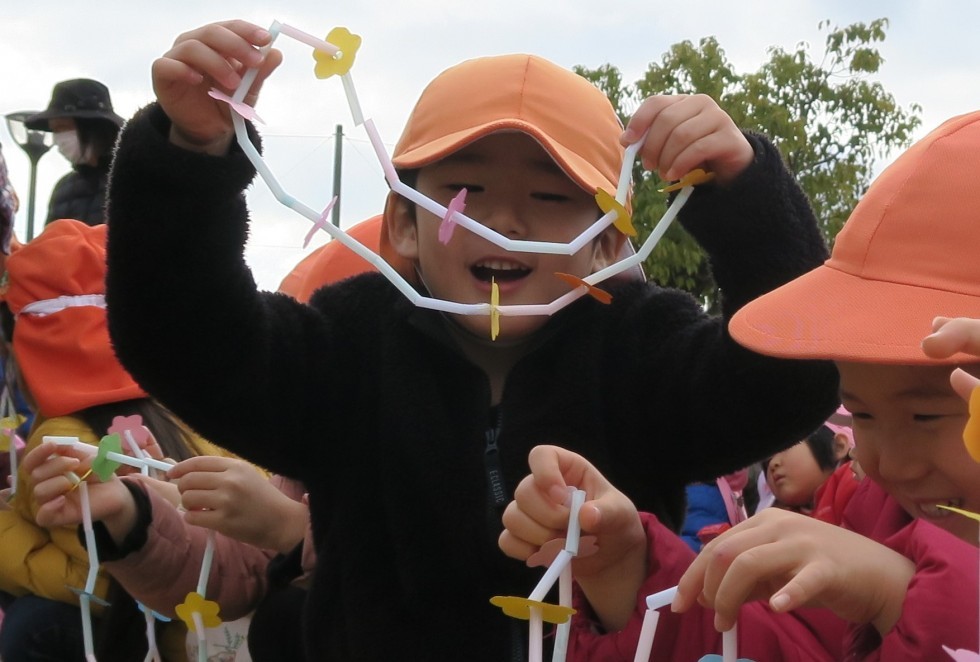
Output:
[499,445,648,631]
[152,20,283,154]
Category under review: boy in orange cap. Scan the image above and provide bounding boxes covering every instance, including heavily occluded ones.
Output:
[98,19,838,659]
[502,112,980,659]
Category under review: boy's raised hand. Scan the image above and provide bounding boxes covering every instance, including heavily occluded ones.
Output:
[673,508,914,635]
[499,445,647,631]
[622,94,753,185]
[922,316,980,399]
[152,20,283,154]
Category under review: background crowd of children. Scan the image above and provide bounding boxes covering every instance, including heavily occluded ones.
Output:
[0,16,976,662]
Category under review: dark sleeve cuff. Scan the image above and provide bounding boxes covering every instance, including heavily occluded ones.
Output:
[77,481,153,561]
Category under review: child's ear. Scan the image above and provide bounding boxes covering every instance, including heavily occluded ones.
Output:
[591,227,627,272]
[832,433,852,463]
[383,190,419,260]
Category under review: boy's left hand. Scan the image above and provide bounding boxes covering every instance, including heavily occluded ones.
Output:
[674,508,914,635]
[621,94,753,185]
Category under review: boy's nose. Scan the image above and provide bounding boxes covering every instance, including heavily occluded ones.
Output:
[481,205,528,238]
[874,437,929,484]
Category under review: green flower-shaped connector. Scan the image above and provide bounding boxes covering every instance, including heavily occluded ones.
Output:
[92,434,123,482]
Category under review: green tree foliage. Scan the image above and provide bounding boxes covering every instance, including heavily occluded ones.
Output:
[576,18,920,310]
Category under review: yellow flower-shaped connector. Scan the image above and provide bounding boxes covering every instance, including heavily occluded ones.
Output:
[314,27,362,79]
[595,188,636,237]
[175,591,221,631]
[489,595,576,624]
[659,168,716,193]
[490,279,501,341]
[964,386,980,462]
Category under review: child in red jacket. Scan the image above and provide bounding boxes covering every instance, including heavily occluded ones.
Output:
[501,110,980,660]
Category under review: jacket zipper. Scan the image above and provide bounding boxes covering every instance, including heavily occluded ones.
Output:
[484,409,526,662]
[484,410,508,509]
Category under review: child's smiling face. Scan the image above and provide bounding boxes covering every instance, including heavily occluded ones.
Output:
[387,131,623,342]
[839,361,980,544]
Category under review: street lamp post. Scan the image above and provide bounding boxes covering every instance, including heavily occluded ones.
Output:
[4,111,53,242]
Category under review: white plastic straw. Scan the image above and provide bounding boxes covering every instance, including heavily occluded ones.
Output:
[222,21,699,324]
[79,482,99,661]
[723,624,737,662]
[46,436,174,473]
[632,609,661,662]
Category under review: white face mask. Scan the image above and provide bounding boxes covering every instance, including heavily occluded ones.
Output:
[53,130,85,165]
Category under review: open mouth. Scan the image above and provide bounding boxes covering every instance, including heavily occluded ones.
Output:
[471,259,531,284]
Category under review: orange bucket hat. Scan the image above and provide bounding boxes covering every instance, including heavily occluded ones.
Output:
[380,54,628,281]
[3,219,146,416]
[730,111,980,365]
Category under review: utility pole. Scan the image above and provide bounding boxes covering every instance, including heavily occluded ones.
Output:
[332,124,342,226]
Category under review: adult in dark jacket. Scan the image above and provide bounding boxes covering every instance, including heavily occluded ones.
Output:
[104,21,839,661]
[27,78,123,226]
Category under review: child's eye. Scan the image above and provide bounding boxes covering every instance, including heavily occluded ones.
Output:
[531,192,571,203]
[850,412,872,421]
[912,414,943,422]
[447,183,482,193]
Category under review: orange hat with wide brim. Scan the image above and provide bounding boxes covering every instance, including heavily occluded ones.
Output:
[729,111,980,365]
[379,54,633,285]
[4,219,146,416]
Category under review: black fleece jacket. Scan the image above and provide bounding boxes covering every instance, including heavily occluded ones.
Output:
[105,104,838,661]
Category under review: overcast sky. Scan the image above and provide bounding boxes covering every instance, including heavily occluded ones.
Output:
[1,0,977,290]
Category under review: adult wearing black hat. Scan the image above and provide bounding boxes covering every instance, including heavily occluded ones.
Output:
[27,79,123,226]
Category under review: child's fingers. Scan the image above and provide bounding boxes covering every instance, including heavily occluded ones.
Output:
[163,38,251,91]
[34,496,71,528]
[172,21,271,66]
[32,471,80,506]
[178,487,226,513]
[709,540,807,631]
[508,476,569,535]
[621,95,686,146]
[949,368,980,402]
[674,517,769,613]
[498,528,541,562]
[167,454,232,480]
[921,316,980,358]
[526,445,572,494]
